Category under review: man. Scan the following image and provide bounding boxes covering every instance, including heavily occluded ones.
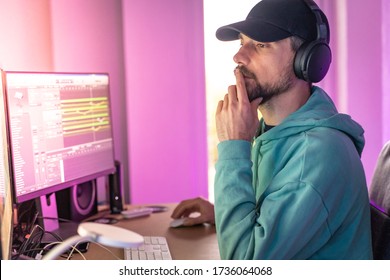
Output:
[172,0,373,259]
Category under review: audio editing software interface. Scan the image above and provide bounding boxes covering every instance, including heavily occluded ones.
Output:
[6,73,115,200]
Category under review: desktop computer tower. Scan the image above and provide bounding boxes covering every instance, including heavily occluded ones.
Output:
[56,179,98,222]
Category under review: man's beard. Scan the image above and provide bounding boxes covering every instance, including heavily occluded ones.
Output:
[237,63,295,103]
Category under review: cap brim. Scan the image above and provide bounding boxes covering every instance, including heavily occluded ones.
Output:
[216,19,292,43]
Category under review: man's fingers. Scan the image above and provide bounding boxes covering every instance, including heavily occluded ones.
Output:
[171,201,193,218]
[183,216,205,226]
[234,67,249,103]
[227,85,237,104]
[216,99,224,114]
[171,198,201,218]
[251,97,263,113]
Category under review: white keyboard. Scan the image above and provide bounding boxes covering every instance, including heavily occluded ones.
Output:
[124,236,172,260]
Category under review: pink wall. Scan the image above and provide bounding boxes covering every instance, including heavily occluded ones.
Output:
[0,0,209,205]
[0,0,388,204]
[317,0,388,187]
[339,0,390,188]
[122,0,208,204]
[342,0,384,188]
[0,0,53,71]
[383,0,390,145]
[50,0,209,204]
[49,0,131,202]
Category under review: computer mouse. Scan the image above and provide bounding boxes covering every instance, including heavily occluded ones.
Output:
[169,218,187,228]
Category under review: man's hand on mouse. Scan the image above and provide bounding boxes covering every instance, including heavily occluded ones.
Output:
[171,197,215,226]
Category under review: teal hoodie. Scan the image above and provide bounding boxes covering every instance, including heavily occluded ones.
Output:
[214,86,373,259]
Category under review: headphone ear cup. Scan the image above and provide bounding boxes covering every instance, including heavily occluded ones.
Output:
[293,42,310,81]
[294,40,332,83]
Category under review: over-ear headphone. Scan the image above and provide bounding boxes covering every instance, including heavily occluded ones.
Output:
[293,0,332,83]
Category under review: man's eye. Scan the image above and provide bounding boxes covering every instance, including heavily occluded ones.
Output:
[256,43,266,48]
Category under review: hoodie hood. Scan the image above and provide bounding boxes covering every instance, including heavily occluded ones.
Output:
[258,86,365,156]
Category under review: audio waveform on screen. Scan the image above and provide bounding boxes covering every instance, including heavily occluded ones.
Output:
[61,97,111,137]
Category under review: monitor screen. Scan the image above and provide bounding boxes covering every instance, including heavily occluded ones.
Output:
[4,71,116,203]
[0,70,14,260]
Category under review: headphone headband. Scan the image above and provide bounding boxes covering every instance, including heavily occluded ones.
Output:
[303,0,329,44]
[294,0,332,83]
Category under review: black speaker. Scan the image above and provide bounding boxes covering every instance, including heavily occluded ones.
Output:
[109,160,124,214]
[56,179,98,222]
[293,0,332,83]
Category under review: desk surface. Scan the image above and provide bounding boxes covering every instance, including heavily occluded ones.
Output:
[78,203,220,260]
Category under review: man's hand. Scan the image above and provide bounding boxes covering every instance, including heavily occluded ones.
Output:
[216,68,262,142]
[171,197,215,226]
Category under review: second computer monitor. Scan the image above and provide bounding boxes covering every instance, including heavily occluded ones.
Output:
[0,70,14,260]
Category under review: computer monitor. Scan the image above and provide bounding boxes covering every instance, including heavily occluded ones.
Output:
[0,70,14,260]
[4,71,116,233]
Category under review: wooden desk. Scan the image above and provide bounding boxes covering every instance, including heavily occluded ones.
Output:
[78,203,220,260]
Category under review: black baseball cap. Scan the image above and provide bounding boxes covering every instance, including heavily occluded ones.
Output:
[216,0,326,43]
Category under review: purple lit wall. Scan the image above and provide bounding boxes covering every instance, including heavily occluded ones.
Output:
[48,0,131,202]
[382,0,390,146]
[0,0,208,205]
[0,1,53,70]
[121,0,208,204]
[316,0,389,188]
[340,0,383,189]
[0,0,388,204]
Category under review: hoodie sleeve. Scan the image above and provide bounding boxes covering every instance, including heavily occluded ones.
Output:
[215,140,331,259]
[214,140,257,258]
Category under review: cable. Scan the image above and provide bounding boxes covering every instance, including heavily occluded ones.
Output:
[66,240,87,260]
[13,202,38,250]
[38,216,75,223]
[17,224,45,258]
[42,236,91,260]
[42,230,64,243]
[34,241,87,260]
[15,200,36,233]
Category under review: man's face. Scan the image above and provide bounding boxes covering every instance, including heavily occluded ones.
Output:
[233,34,296,103]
